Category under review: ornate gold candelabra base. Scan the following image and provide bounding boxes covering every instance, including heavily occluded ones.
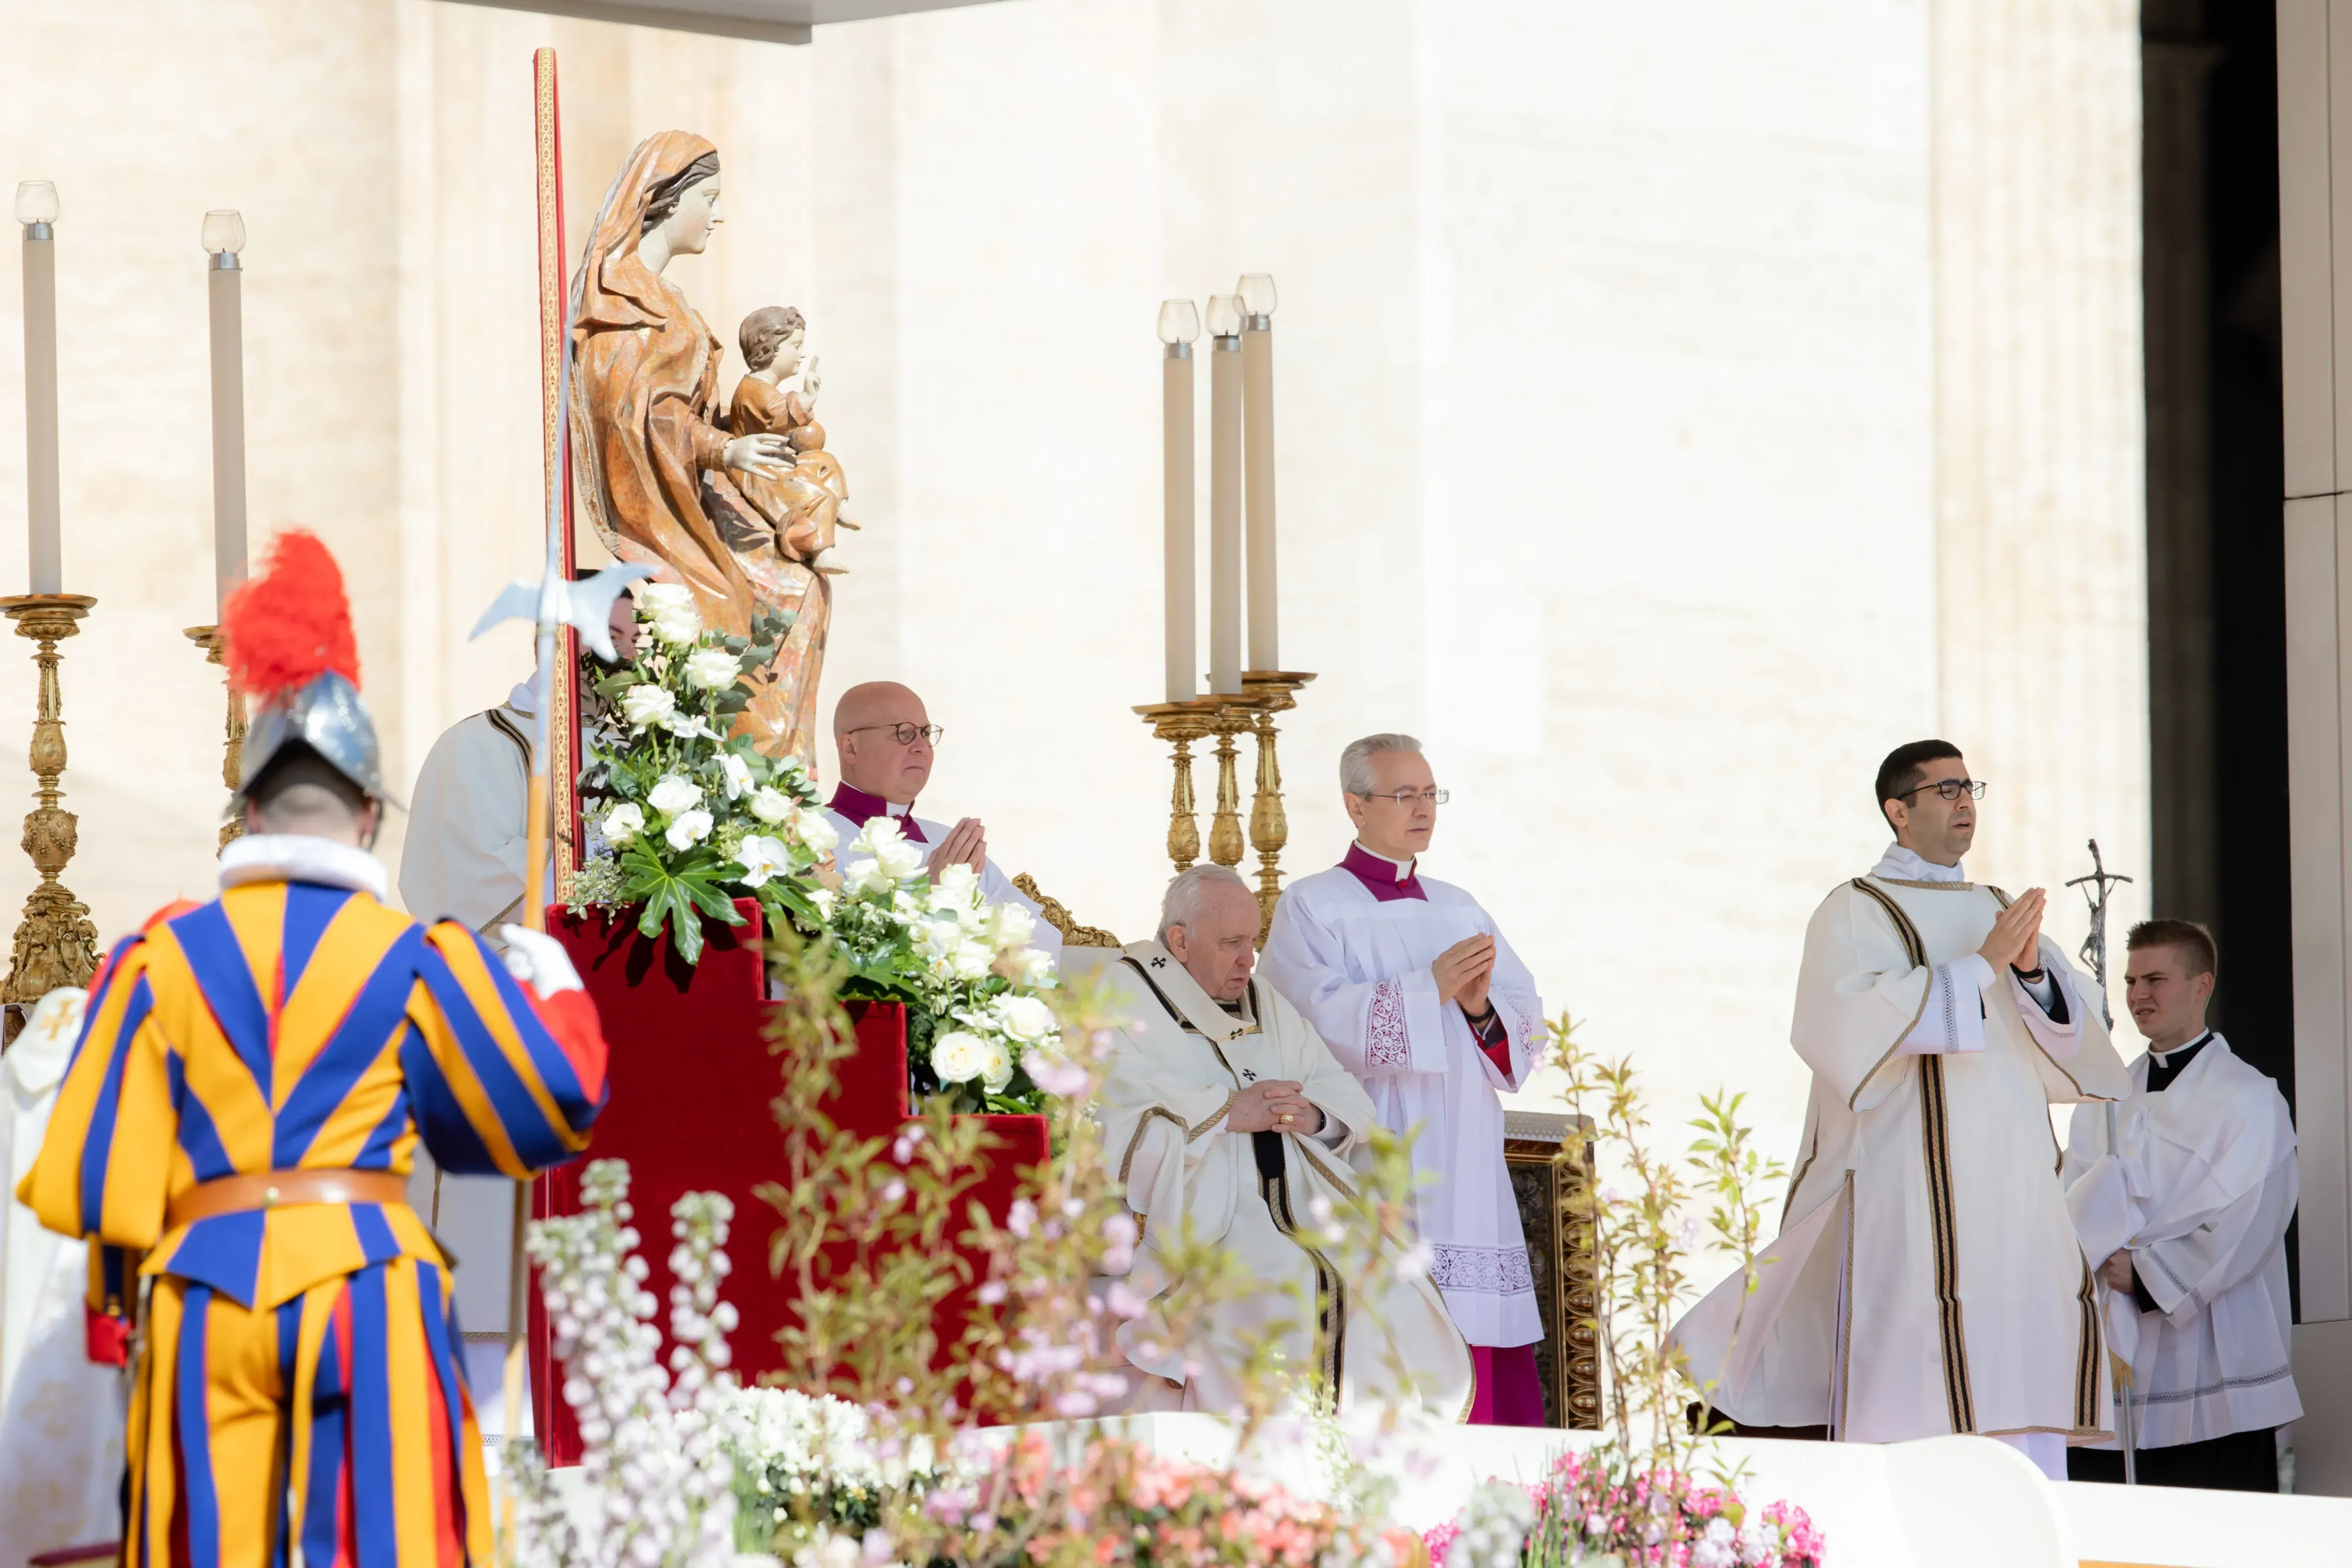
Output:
[1241,670,1314,941]
[1137,673,1317,942]
[0,594,100,1040]
[185,626,247,849]
[1134,701,1218,874]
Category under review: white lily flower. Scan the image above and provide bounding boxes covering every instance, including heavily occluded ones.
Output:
[794,806,838,854]
[720,752,755,801]
[664,808,714,851]
[660,712,720,741]
[735,833,793,888]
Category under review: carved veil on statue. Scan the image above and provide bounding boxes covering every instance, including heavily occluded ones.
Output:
[567,130,838,762]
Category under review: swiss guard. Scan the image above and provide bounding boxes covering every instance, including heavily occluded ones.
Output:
[17,530,609,1567]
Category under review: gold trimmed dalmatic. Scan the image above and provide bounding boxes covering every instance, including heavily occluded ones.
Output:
[1672,870,2129,1445]
[1100,941,1472,1419]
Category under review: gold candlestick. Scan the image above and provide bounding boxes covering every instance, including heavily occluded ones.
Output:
[0,593,99,1037]
[185,626,247,849]
[1240,671,1314,941]
[1134,701,1216,873]
[1205,705,1252,870]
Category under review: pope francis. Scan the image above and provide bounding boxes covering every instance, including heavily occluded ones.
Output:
[1101,864,1472,1420]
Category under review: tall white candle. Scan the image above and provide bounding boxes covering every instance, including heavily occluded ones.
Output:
[1238,273,1278,673]
[15,182,61,596]
[203,210,248,614]
[1206,293,1244,696]
[1157,300,1201,704]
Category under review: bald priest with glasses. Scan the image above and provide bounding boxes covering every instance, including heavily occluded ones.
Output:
[1673,739,2128,1480]
[1258,732,1548,1424]
[821,680,1059,961]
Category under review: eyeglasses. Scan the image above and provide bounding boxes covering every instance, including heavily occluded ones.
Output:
[846,723,945,747]
[1896,778,1986,802]
[1353,788,1450,808]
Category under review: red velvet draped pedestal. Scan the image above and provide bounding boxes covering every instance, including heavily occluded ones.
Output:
[531,899,1047,1464]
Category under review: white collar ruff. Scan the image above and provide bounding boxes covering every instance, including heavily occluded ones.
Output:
[1870,841,1966,884]
[218,834,391,902]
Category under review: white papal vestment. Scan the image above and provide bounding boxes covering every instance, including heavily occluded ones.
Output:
[2063,1033,2300,1449]
[1257,851,1545,1348]
[1673,848,2129,1448]
[1102,942,1472,1418]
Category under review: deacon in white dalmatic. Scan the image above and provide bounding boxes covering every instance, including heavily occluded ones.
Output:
[1673,740,2130,1481]
[1102,864,1473,1418]
[2062,919,2298,1492]
[399,585,639,931]
[819,681,1058,962]
[1257,733,1547,1426]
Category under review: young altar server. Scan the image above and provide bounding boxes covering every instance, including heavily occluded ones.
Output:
[399,581,638,930]
[822,680,1059,960]
[2062,920,2299,1491]
[1672,739,2129,1481]
[1257,733,1547,1425]
[1102,864,1473,1418]
[18,532,609,1568]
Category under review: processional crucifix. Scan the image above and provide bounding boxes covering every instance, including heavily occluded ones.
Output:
[2066,837,2139,1483]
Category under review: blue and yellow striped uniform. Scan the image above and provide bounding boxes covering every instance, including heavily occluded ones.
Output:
[20,875,606,1568]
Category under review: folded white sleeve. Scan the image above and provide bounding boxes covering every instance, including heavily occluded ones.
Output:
[1898,953,1993,1056]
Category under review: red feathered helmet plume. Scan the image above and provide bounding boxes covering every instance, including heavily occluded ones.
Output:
[223,530,390,804]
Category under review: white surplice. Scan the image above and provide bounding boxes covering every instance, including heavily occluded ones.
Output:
[1257,849,1545,1348]
[399,680,536,930]
[1101,941,1472,1418]
[0,995,125,1553]
[819,799,1060,962]
[1673,845,2130,1448]
[2063,1033,2301,1449]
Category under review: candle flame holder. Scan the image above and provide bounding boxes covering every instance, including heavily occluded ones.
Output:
[184,626,246,849]
[0,593,100,1039]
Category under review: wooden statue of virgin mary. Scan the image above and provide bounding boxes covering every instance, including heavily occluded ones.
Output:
[567,130,833,762]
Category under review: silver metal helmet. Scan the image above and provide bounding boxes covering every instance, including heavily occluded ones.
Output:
[237,669,399,808]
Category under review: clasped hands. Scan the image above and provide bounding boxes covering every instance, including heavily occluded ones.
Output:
[925,817,989,878]
[1976,887,2048,977]
[1433,933,1497,1017]
[1227,1079,1323,1136]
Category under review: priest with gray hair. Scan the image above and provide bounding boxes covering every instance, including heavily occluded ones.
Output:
[1257,732,1548,1425]
[1098,862,1472,1418]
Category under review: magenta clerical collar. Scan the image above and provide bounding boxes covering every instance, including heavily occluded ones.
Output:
[1341,842,1426,902]
[829,782,927,843]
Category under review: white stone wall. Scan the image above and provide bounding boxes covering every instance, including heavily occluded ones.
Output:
[0,0,2143,1180]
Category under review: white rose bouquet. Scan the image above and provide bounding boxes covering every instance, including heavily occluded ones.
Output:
[822,817,1062,1114]
[572,596,827,962]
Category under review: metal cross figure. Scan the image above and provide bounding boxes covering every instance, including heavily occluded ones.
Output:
[2067,837,2140,1483]
[2066,837,2134,1032]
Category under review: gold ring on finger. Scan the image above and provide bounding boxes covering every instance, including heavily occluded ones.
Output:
[1281,1114,1294,1124]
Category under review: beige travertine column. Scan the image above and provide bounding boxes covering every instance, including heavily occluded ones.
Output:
[1928,0,2150,985]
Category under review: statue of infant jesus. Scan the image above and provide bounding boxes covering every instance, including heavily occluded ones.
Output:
[727,305,853,567]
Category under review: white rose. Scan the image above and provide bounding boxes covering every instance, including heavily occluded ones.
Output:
[735,833,793,888]
[950,939,994,980]
[1019,950,1055,988]
[601,802,647,847]
[931,1030,989,1085]
[647,774,702,817]
[685,647,741,689]
[621,684,677,729]
[926,862,979,914]
[720,752,755,801]
[748,785,795,825]
[794,806,838,854]
[851,817,925,886]
[978,1040,1015,1095]
[664,808,714,851]
[637,582,702,646]
[990,904,1037,954]
[995,994,1057,1044]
